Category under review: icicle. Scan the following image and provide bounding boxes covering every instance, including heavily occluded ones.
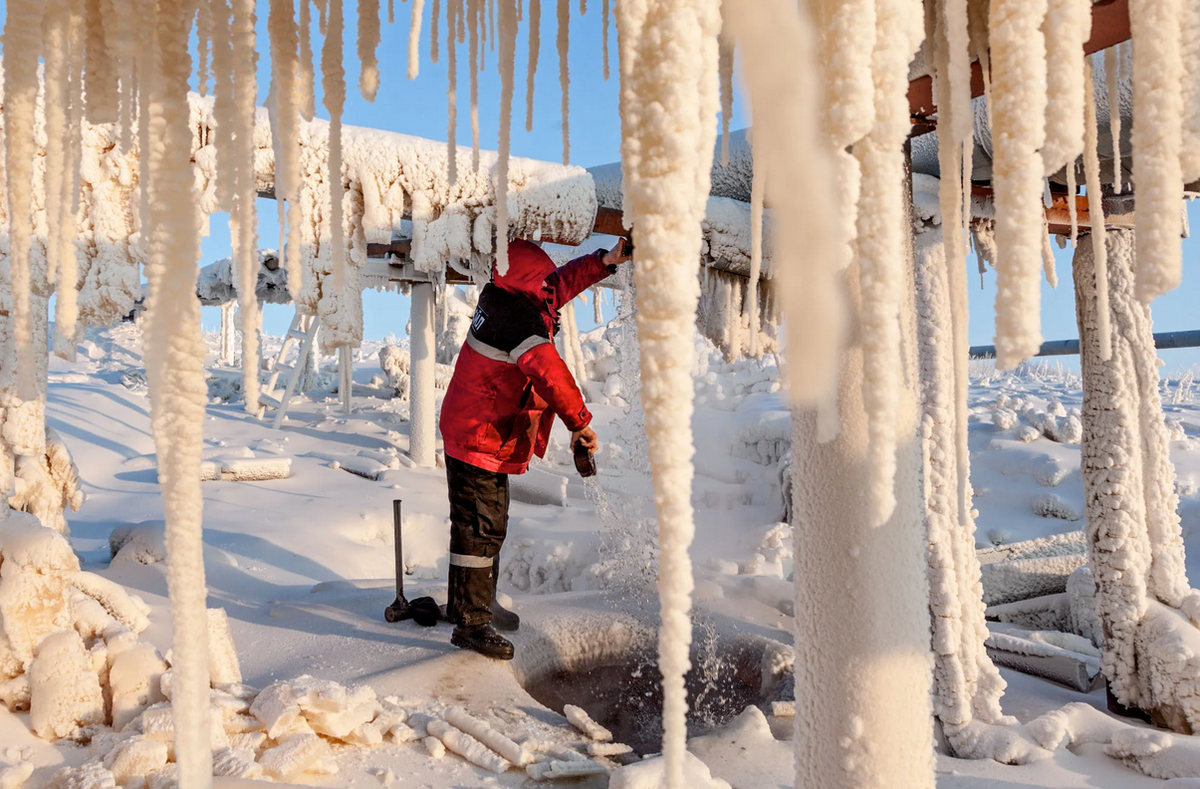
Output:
[211,0,236,209]
[43,0,70,292]
[489,0,496,53]
[851,0,924,526]
[359,0,381,100]
[495,0,518,276]
[139,0,215,785]
[935,0,972,527]
[269,0,304,299]
[466,0,481,170]
[198,0,212,95]
[83,0,118,124]
[593,286,604,324]
[1067,165,1079,246]
[3,0,43,399]
[317,0,329,34]
[748,154,764,358]
[1183,0,1200,182]
[988,0,1048,369]
[447,0,459,184]
[579,0,586,14]
[1105,45,1123,194]
[1129,0,1185,302]
[1083,57,1112,361]
[431,0,441,63]
[389,0,395,24]
[299,0,317,120]
[1041,0,1089,175]
[232,0,262,412]
[525,0,541,131]
[614,0,720,783]
[557,0,571,164]
[1041,215,1058,287]
[721,0,840,404]
[54,5,86,362]
[324,0,348,290]
[408,0,426,78]
[718,30,734,167]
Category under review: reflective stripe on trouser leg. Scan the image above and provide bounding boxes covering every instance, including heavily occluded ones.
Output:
[445,455,510,627]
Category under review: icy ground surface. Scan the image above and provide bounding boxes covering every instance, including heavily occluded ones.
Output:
[3,325,1200,788]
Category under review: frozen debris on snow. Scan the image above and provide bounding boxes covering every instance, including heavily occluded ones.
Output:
[526,759,609,780]
[249,682,301,739]
[103,737,169,785]
[563,704,612,742]
[206,609,242,687]
[587,742,634,757]
[258,733,333,781]
[211,747,264,780]
[45,762,117,789]
[28,629,105,740]
[423,736,445,758]
[426,719,512,773]
[199,456,292,482]
[70,572,151,634]
[1031,494,1082,522]
[1025,701,1128,750]
[108,643,168,731]
[943,719,1052,765]
[443,705,533,766]
[980,552,1089,606]
[768,701,795,718]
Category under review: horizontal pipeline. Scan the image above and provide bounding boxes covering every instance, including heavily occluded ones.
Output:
[969,330,1200,359]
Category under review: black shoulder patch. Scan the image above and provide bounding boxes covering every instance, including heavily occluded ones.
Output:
[469,283,549,354]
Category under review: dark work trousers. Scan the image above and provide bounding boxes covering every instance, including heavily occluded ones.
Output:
[445,455,510,627]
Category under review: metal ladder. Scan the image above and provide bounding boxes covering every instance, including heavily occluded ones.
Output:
[258,311,321,428]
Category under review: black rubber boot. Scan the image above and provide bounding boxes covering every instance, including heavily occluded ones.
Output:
[490,556,520,632]
[451,624,515,660]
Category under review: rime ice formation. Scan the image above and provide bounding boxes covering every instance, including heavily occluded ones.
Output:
[989,0,1048,369]
[1129,0,1185,302]
[613,0,719,785]
[1073,228,1200,729]
[1040,0,1088,175]
[1083,57,1112,361]
[789,201,935,786]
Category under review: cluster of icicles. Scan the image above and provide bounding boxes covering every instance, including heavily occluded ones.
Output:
[3,0,1200,786]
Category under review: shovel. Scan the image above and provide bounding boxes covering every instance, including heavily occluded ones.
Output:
[383,499,412,622]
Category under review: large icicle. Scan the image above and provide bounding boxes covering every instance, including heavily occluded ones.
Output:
[718,29,734,167]
[1129,0,1184,302]
[324,0,348,290]
[1040,0,1088,175]
[232,0,262,412]
[211,0,236,209]
[54,5,86,361]
[469,0,481,169]
[556,0,570,164]
[408,0,426,78]
[601,0,610,80]
[44,0,76,360]
[495,0,517,275]
[269,0,305,299]
[3,0,43,399]
[525,0,541,131]
[851,0,923,526]
[723,0,840,404]
[988,0,1048,368]
[359,0,382,100]
[747,151,764,358]
[1183,0,1200,182]
[1104,45,1124,193]
[447,0,460,184]
[140,0,215,784]
[613,0,720,785]
[1083,57,1112,361]
[299,0,316,120]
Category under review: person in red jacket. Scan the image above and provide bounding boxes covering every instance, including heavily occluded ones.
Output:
[439,237,631,659]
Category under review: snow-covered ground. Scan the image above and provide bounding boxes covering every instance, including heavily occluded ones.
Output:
[3,322,1200,788]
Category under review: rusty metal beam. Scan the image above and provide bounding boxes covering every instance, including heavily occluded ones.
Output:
[909,0,1131,118]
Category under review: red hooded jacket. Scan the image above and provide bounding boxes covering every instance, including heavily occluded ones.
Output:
[439,240,614,474]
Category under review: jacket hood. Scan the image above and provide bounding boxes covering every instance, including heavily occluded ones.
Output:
[493,239,559,303]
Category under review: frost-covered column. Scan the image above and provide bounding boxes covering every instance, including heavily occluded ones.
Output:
[1073,229,1199,718]
[219,302,236,366]
[792,284,934,787]
[613,0,720,786]
[410,281,437,467]
[791,199,934,789]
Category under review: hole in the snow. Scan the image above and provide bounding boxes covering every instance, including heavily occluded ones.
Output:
[514,612,793,756]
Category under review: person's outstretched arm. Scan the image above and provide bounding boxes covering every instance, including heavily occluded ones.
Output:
[544,239,633,310]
